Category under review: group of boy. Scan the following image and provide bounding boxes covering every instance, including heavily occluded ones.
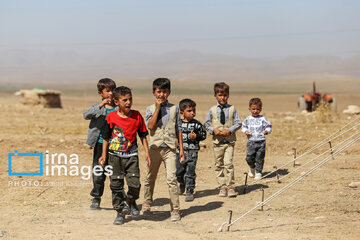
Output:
[83,78,272,225]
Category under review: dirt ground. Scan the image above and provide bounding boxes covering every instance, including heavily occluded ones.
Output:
[0,91,359,240]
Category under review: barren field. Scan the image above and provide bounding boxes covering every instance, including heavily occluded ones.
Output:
[0,90,359,240]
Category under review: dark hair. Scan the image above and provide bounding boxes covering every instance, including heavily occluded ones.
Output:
[113,86,132,100]
[179,98,196,111]
[153,78,171,91]
[249,97,262,108]
[214,82,229,94]
[97,78,116,92]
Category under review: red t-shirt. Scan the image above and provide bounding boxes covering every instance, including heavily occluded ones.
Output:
[103,110,148,153]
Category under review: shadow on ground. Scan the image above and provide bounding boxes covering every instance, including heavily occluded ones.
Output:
[262,168,289,179]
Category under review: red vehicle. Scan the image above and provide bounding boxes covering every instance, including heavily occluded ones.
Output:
[298,82,336,112]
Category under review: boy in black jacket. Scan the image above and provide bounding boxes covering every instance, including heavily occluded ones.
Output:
[176,99,206,202]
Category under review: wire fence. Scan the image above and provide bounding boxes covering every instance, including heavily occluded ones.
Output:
[218,116,360,232]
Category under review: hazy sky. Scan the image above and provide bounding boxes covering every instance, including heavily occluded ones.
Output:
[1,0,360,58]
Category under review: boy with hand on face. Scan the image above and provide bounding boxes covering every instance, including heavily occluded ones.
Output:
[99,86,151,225]
[176,99,206,202]
[204,82,241,198]
[83,78,117,210]
[142,78,185,222]
[242,97,272,180]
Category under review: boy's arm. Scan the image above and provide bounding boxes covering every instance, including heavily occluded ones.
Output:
[177,131,185,163]
[241,117,249,133]
[241,117,252,136]
[98,139,108,167]
[175,107,185,163]
[204,109,215,135]
[195,122,207,141]
[140,136,151,167]
[228,107,242,134]
[146,105,161,130]
[98,119,112,166]
[263,117,272,135]
[83,103,103,120]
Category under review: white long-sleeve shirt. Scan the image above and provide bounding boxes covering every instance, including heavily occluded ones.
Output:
[241,115,272,142]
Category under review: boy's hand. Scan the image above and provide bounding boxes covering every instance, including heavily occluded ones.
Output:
[221,129,231,136]
[179,150,185,163]
[98,155,106,167]
[145,154,151,167]
[100,98,111,108]
[155,98,165,109]
[263,130,268,135]
[213,128,221,136]
[245,131,252,137]
[189,132,197,140]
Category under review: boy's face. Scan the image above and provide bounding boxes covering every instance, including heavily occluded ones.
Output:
[114,93,132,115]
[181,106,196,122]
[98,88,114,101]
[214,91,229,105]
[153,88,170,105]
[249,104,262,117]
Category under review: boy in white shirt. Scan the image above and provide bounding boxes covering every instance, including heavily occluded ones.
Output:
[241,98,272,180]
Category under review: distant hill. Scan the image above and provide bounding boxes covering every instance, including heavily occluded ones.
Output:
[0,49,359,93]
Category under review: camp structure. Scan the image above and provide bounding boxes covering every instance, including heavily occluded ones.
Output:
[15,88,62,108]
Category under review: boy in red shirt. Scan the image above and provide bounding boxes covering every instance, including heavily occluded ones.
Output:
[99,86,151,225]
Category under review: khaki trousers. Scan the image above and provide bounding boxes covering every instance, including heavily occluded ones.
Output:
[143,146,179,210]
[213,143,235,187]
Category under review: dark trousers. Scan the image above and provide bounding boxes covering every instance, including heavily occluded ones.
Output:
[245,140,266,173]
[108,154,141,212]
[90,142,108,198]
[176,151,198,193]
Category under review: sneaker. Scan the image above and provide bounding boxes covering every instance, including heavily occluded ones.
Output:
[185,192,194,202]
[255,172,262,180]
[90,197,101,210]
[170,209,181,221]
[129,201,140,217]
[141,202,151,215]
[113,212,125,225]
[218,186,227,197]
[249,168,255,178]
[227,186,237,198]
[178,183,185,195]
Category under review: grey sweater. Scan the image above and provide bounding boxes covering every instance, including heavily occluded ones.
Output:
[83,102,117,147]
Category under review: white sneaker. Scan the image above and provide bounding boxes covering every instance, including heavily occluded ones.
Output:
[254,172,262,180]
[249,168,255,178]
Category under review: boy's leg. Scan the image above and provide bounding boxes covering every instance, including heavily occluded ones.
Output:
[223,144,235,186]
[176,152,186,194]
[213,144,227,187]
[124,155,141,217]
[245,141,257,170]
[162,147,180,211]
[108,155,126,213]
[184,152,197,193]
[90,142,107,208]
[255,141,266,173]
[143,147,162,205]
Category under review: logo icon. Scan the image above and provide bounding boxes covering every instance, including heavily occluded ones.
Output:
[8,150,43,176]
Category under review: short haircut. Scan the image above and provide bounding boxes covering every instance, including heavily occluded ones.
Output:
[97,78,116,92]
[179,98,196,111]
[249,97,262,108]
[113,86,132,100]
[153,78,171,91]
[214,82,229,94]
